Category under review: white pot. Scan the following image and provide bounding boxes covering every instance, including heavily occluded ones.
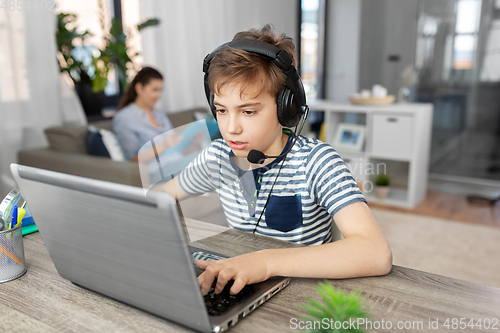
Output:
[375,186,390,200]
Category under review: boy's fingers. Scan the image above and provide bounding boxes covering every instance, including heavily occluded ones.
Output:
[198,271,215,296]
[201,264,221,295]
[197,272,205,289]
[214,270,234,294]
[230,278,247,295]
[195,259,210,269]
[196,261,219,295]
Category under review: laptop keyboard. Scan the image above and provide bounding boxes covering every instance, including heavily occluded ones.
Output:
[191,250,257,316]
[204,278,256,316]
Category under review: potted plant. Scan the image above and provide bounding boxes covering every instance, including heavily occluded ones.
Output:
[374,174,390,200]
[55,2,159,117]
[298,280,370,333]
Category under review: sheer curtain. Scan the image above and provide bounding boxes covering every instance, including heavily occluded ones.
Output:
[139,0,299,113]
[0,9,86,196]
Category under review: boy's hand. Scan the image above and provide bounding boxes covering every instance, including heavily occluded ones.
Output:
[196,250,272,295]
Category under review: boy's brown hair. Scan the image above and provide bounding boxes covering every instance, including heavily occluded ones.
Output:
[207,24,297,100]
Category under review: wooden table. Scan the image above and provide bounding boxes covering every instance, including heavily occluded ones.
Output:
[2,220,500,333]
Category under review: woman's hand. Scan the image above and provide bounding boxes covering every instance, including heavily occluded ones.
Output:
[183,131,208,155]
[161,132,182,150]
[196,250,272,295]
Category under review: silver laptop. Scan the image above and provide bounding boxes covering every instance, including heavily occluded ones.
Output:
[11,164,291,333]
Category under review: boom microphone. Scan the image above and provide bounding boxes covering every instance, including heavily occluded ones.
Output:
[246,106,310,164]
[247,149,288,164]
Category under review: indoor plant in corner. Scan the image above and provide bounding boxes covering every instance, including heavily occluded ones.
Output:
[374,174,390,200]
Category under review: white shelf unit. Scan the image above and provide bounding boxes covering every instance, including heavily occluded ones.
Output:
[309,100,433,208]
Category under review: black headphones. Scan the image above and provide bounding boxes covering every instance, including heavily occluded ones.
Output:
[202,39,307,128]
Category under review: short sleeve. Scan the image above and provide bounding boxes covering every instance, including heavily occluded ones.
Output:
[177,140,221,195]
[306,144,366,216]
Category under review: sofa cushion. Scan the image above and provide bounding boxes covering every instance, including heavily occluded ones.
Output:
[86,126,127,161]
[86,127,111,157]
[98,128,126,161]
[45,126,88,154]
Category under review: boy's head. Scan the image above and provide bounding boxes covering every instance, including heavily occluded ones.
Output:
[203,25,306,163]
[207,24,297,106]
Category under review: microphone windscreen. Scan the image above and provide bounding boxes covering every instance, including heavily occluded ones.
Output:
[247,149,266,164]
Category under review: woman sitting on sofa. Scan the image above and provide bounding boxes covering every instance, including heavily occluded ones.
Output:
[113,67,182,162]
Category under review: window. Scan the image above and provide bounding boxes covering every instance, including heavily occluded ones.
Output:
[300,0,324,101]
[479,0,500,81]
[415,14,439,71]
[300,0,327,137]
[121,0,143,79]
[452,0,481,70]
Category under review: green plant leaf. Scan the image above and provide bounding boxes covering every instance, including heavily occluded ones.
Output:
[137,18,160,31]
[297,281,370,333]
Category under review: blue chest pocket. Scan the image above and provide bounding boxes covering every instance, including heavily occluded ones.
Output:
[265,194,303,232]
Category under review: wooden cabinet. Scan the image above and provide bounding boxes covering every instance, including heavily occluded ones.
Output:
[309,101,433,208]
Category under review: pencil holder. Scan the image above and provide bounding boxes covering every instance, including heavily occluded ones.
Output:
[0,225,27,283]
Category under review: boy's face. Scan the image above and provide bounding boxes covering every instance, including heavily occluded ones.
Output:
[213,81,285,162]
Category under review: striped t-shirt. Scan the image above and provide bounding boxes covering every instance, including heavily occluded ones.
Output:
[178,132,366,245]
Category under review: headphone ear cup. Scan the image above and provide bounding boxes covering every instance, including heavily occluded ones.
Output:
[276,88,286,126]
[209,91,217,119]
[277,88,300,127]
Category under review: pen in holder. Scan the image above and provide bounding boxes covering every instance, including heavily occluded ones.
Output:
[0,225,27,283]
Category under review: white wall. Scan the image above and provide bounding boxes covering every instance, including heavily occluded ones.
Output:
[358,0,419,96]
[324,0,362,102]
[229,0,299,42]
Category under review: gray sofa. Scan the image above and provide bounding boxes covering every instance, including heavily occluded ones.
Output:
[17,107,210,187]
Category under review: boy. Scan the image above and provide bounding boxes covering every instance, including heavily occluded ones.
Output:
[158,25,392,296]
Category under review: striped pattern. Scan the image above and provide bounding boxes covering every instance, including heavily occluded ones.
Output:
[178,136,366,245]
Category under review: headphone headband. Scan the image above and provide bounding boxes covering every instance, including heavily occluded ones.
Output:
[203,40,293,72]
[203,39,307,127]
